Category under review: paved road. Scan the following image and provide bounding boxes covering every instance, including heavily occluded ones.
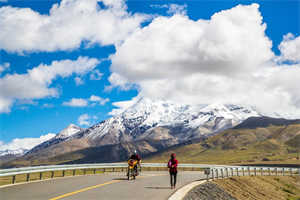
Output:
[0,171,205,200]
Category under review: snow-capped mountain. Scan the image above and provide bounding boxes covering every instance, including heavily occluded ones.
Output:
[23,98,260,162]
[74,98,260,144]
[55,124,82,139]
[0,148,28,157]
[26,124,84,155]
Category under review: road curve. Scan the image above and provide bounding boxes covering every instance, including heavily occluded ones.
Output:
[0,171,205,200]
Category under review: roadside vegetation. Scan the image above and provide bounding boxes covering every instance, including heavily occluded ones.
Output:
[214,176,300,200]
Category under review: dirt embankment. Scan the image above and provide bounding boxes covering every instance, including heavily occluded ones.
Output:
[183,182,237,200]
[184,176,300,200]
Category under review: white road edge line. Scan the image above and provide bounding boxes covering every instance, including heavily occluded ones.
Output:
[168,180,207,200]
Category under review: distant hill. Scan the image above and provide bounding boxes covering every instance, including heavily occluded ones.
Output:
[234,116,300,129]
[145,117,300,165]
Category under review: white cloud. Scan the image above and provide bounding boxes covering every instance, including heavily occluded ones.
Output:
[63,95,109,107]
[0,0,148,53]
[63,98,88,107]
[108,3,300,118]
[151,3,187,15]
[0,133,55,151]
[109,96,138,116]
[167,4,187,15]
[0,62,10,74]
[78,113,97,126]
[0,0,8,2]
[89,69,103,80]
[90,95,109,105]
[0,56,99,113]
[74,77,84,85]
[278,33,300,63]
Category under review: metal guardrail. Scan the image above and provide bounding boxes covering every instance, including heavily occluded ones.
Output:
[0,163,299,185]
[206,166,300,181]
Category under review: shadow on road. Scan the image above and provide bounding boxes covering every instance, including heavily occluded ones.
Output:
[112,178,129,181]
[144,186,171,190]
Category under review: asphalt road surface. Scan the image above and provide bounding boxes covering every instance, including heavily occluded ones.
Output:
[0,171,205,200]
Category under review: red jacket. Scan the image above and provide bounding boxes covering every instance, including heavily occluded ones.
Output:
[168,158,178,173]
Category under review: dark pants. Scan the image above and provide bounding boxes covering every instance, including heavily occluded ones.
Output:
[169,171,177,186]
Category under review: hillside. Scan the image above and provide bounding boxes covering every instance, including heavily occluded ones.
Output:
[145,118,300,165]
[214,176,300,200]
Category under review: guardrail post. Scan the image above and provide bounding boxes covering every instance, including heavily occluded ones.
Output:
[248,167,250,176]
[275,168,278,176]
[221,168,224,178]
[268,168,271,176]
[39,172,42,180]
[283,168,285,176]
[84,169,86,175]
[231,168,233,177]
[216,169,219,179]
[254,168,256,176]
[211,169,214,180]
[51,171,54,178]
[73,170,76,176]
[290,168,292,176]
[261,168,263,176]
[226,168,229,178]
[112,168,115,172]
[242,168,245,176]
[103,168,106,173]
[93,169,96,174]
[236,168,239,176]
[26,173,30,182]
[12,175,16,184]
[62,170,65,177]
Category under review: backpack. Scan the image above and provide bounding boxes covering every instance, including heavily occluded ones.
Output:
[167,160,172,168]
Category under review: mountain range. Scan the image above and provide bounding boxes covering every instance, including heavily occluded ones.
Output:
[1,98,263,167]
[6,98,300,167]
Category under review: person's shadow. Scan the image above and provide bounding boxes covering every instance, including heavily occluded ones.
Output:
[144,186,171,189]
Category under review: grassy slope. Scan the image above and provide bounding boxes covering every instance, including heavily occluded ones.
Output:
[145,124,300,165]
[214,176,300,200]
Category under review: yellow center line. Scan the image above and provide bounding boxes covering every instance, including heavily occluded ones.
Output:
[48,180,121,200]
[48,174,166,200]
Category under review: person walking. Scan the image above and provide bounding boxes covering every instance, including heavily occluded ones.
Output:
[167,153,178,189]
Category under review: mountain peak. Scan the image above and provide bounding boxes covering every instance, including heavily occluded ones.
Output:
[56,124,82,138]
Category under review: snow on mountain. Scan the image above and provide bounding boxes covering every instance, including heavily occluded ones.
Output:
[0,133,56,157]
[21,98,261,162]
[27,124,84,154]
[55,124,82,139]
[73,98,260,144]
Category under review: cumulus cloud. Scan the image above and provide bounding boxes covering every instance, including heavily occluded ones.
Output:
[0,133,55,151]
[74,77,84,86]
[78,113,97,126]
[89,95,109,105]
[278,33,300,63]
[0,62,10,74]
[109,96,138,116]
[109,3,300,118]
[151,3,187,15]
[0,56,99,113]
[63,95,109,107]
[89,69,103,80]
[63,98,88,107]
[0,0,147,53]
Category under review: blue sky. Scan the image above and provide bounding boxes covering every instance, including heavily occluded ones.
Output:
[0,0,299,148]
